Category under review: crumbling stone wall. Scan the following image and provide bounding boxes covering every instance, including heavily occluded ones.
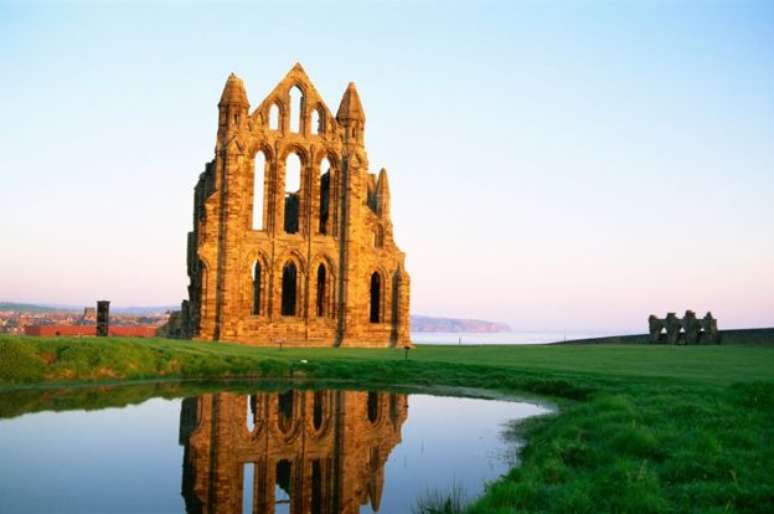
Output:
[180,64,411,347]
[648,311,720,344]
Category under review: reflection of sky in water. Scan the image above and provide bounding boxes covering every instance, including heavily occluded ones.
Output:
[0,392,549,514]
[360,395,548,514]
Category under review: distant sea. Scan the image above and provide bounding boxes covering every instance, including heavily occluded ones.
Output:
[411,330,639,345]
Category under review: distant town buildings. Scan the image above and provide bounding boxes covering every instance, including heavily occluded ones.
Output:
[0,303,169,338]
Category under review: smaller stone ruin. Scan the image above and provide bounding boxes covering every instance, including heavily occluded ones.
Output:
[648,311,719,344]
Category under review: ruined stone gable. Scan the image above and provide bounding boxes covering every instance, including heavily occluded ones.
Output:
[181,63,410,347]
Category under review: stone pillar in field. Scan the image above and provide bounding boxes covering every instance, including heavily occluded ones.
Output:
[96,300,110,337]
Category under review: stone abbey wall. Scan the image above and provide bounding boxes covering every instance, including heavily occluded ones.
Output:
[181,64,410,347]
[179,390,407,513]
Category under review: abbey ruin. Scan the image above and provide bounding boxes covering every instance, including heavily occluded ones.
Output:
[180,64,410,347]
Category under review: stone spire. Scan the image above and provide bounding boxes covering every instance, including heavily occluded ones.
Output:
[218,73,249,108]
[336,82,365,124]
[376,168,390,218]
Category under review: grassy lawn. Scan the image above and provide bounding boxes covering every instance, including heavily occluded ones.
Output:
[1,334,772,513]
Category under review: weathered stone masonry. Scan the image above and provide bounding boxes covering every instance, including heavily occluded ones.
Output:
[181,64,411,347]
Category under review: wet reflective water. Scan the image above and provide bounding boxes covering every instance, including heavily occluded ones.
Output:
[0,386,549,513]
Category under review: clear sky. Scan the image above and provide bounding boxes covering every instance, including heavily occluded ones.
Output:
[1,1,772,331]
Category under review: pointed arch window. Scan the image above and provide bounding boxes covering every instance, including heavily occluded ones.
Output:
[311,106,324,135]
[252,260,262,315]
[284,153,302,234]
[316,264,326,318]
[369,272,381,323]
[319,157,332,235]
[252,151,266,230]
[289,85,303,133]
[269,102,280,131]
[281,262,298,316]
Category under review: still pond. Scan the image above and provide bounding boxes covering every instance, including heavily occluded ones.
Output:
[0,385,549,513]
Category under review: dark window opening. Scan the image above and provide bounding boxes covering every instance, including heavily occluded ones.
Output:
[316,264,326,317]
[311,460,322,514]
[367,392,379,424]
[313,391,324,431]
[278,391,294,433]
[252,261,261,315]
[369,272,381,323]
[281,262,297,316]
[367,187,378,214]
[275,459,292,506]
[284,193,299,233]
[319,170,330,234]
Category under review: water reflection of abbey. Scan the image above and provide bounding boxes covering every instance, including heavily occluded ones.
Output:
[179,390,407,513]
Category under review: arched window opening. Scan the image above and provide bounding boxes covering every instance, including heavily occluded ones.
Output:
[311,107,324,135]
[269,102,280,131]
[313,391,324,431]
[281,262,297,316]
[278,391,294,433]
[289,85,303,133]
[275,459,292,508]
[367,392,379,424]
[246,394,257,432]
[252,152,266,230]
[252,261,262,315]
[319,157,331,235]
[316,264,326,318]
[369,272,381,323]
[284,153,301,234]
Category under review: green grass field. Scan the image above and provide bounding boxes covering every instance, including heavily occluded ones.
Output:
[1,333,772,513]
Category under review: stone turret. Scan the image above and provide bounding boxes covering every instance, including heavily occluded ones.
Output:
[217,73,249,141]
[336,82,365,145]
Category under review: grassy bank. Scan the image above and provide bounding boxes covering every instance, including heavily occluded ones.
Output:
[1,334,773,513]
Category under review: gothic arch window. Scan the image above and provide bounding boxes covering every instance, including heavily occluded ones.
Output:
[319,157,332,235]
[252,260,262,315]
[278,391,294,433]
[269,102,280,131]
[252,151,266,230]
[284,153,302,234]
[369,272,381,323]
[246,394,258,432]
[311,106,324,135]
[289,85,303,133]
[316,264,326,318]
[281,261,298,316]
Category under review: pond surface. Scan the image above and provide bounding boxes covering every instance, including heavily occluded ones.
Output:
[0,386,549,513]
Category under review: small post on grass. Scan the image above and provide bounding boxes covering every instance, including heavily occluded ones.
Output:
[404,346,410,361]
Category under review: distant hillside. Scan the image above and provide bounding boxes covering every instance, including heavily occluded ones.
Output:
[0,302,177,315]
[0,302,76,313]
[411,315,510,333]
